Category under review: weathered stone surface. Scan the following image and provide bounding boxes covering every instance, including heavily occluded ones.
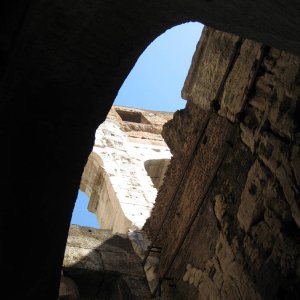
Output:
[240,107,265,152]
[216,234,262,300]
[64,25,300,299]
[152,113,233,278]
[80,106,172,233]
[182,27,240,110]
[219,39,262,122]
[240,47,300,155]
[291,143,300,186]
[237,160,268,231]
[59,275,80,300]
[143,102,211,237]
[266,50,300,140]
[2,1,300,297]
[62,225,151,299]
[144,159,170,190]
[214,194,227,224]
[258,132,300,228]
[144,27,300,300]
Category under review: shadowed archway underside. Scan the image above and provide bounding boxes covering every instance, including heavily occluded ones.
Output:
[0,1,300,298]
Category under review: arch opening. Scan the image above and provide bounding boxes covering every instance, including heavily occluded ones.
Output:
[70,191,99,229]
[70,22,204,231]
[2,2,300,299]
[63,20,300,300]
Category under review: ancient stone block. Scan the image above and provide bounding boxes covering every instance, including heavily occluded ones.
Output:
[258,132,300,228]
[250,221,275,253]
[80,106,172,233]
[291,143,300,186]
[59,275,80,300]
[131,27,300,300]
[237,160,268,231]
[182,27,240,110]
[214,194,227,224]
[63,225,150,299]
[240,107,265,152]
[218,39,262,122]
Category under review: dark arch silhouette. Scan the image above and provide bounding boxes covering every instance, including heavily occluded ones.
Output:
[1,1,300,299]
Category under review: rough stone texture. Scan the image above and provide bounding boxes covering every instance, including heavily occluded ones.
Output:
[218,39,262,122]
[292,142,300,186]
[157,114,234,276]
[144,101,211,236]
[237,160,271,232]
[144,27,300,299]
[61,225,151,299]
[1,1,300,298]
[59,275,80,300]
[80,106,172,233]
[182,27,241,111]
[144,159,170,190]
[258,133,300,226]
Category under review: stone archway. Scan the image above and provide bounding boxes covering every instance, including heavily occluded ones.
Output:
[1,1,300,298]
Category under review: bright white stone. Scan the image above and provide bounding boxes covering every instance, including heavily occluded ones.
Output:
[80,106,172,234]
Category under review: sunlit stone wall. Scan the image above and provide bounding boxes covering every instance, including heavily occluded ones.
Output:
[80,106,172,233]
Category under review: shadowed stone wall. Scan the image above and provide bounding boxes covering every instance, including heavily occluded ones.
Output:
[144,27,300,299]
[1,1,300,298]
[61,225,151,299]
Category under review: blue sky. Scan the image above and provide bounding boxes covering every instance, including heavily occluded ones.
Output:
[70,22,204,228]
